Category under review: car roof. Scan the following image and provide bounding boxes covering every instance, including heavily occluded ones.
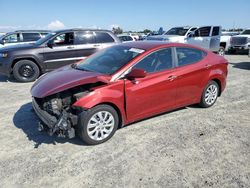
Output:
[15,30,51,33]
[54,28,113,33]
[119,41,209,52]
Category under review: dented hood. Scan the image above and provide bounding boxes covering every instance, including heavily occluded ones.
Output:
[31,65,110,98]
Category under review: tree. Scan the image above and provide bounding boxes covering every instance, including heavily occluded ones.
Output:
[112,27,123,34]
[143,29,151,34]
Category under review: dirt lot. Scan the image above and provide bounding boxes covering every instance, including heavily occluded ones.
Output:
[0,55,249,188]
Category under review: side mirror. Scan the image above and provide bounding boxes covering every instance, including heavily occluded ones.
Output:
[187,31,195,38]
[126,68,147,79]
[47,40,54,48]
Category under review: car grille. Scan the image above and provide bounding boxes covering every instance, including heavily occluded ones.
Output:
[230,37,248,45]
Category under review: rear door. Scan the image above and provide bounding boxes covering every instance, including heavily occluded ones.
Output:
[42,32,76,70]
[94,31,116,49]
[173,47,208,107]
[74,31,98,60]
[187,26,212,49]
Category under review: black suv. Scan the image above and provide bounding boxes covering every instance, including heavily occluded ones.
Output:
[0,30,50,47]
[0,29,121,82]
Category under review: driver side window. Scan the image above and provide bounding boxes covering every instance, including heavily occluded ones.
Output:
[53,32,74,46]
[133,48,173,73]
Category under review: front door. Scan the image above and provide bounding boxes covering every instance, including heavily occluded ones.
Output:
[209,26,221,52]
[42,32,76,70]
[125,48,177,122]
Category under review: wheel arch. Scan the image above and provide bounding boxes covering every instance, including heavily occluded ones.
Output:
[211,78,222,96]
[93,102,124,129]
[11,57,43,74]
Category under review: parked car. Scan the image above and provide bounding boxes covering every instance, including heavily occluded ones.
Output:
[0,30,50,48]
[228,29,250,54]
[117,34,135,42]
[129,33,140,40]
[31,41,228,145]
[219,31,239,55]
[146,26,222,53]
[0,29,121,82]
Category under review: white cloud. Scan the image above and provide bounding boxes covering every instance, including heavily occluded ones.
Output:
[47,20,65,30]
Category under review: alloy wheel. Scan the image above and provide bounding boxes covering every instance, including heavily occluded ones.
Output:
[87,111,115,141]
[205,84,218,105]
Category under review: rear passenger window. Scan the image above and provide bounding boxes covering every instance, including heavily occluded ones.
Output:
[212,27,220,36]
[134,48,173,73]
[75,31,95,44]
[95,32,114,43]
[176,47,206,66]
[22,33,41,42]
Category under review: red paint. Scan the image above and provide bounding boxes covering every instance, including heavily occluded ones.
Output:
[31,42,228,125]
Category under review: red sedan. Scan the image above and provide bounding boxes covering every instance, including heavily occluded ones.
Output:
[31,41,228,145]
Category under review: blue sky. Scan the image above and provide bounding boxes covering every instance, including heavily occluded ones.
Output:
[0,0,249,32]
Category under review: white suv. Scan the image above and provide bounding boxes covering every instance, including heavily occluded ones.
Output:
[146,26,222,53]
[0,30,50,48]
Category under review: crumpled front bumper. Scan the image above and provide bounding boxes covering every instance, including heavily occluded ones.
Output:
[32,97,78,138]
[32,97,57,128]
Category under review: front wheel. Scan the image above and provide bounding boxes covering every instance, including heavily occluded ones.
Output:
[77,105,119,145]
[199,81,219,108]
[13,60,40,82]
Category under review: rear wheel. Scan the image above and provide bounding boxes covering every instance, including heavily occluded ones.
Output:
[78,105,119,145]
[13,60,40,82]
[199,81,219,108]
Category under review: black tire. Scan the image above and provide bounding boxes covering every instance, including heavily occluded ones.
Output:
[13,60,40,82]
[228,49,236,54]
[199,81,219,108]
[77,104,119,145]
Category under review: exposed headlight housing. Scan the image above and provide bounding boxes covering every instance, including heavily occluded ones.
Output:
[0,52,8,58]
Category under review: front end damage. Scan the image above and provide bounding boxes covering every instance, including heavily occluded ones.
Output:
[32,83,104,139]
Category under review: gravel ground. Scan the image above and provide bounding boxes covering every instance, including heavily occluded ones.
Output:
[0,55,249,188]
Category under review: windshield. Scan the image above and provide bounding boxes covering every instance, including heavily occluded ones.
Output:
[35,33,55,45]
[164,27,189,36]
[75,45,145,74]
[241,30,250,35]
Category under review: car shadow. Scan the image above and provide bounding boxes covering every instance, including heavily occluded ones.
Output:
[13,102,87,148]
[0,75,19,83]
[229,62,250,70]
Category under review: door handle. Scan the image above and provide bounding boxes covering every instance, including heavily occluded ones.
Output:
[93,44,101,47]
[205,64,212,69]
[67,46,74,49]
[166,75,177,81]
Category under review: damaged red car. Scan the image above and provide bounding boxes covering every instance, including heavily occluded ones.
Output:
[31,41,228,145]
